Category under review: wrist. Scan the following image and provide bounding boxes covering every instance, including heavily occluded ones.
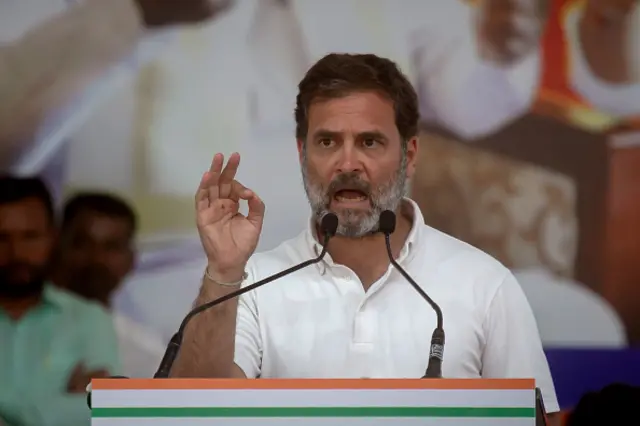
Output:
[205,264,247,285]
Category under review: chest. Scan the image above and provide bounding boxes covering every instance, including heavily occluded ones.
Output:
[257,277,487,379]
[0,311,87,391]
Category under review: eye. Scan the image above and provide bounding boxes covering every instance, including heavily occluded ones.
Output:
[318,138,334,148]
[362,138,379,148]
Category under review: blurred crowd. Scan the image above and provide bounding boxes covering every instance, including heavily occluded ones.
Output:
[0,176,165,426]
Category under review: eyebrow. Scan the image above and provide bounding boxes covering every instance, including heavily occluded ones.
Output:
[311,129,389,141]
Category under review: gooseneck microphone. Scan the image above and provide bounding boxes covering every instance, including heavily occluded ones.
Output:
[378,210,445,379]
[153,212,339,379]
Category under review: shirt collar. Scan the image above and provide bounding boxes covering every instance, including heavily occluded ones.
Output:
[0,284,64,320]
[41,284,68,309]
[304,197,424,266]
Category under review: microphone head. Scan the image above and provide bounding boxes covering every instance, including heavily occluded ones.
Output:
[320,212,339,237]
[379,210,396,234]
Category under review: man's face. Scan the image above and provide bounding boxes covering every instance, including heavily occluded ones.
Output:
[58,211,134,304]
[298,91,418,237]
[0,198,55,298]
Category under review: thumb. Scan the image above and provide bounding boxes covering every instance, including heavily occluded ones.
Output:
[244,192,265,226]
[71,362,85,376]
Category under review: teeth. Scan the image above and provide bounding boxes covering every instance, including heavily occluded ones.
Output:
[335,195,366,202]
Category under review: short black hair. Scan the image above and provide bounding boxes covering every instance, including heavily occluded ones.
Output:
[0,175,55,223]
[61,192,137,236]
[566,383,640,426]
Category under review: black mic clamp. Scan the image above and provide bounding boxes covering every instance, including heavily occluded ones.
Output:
[153,212,339,379]
[378,210,445,379]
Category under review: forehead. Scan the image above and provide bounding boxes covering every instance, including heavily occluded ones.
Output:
[68,211,130,238]
[0,198,50,229]
[307,91,398,137]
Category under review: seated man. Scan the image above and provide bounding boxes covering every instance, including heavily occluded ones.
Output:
[51,192,165,378]
[0,177,119,426]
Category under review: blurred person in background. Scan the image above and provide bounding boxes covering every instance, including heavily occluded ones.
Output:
[566,0,640,117]
[0,177,119,426]
[51,193,165,378]
[565,383,640,426]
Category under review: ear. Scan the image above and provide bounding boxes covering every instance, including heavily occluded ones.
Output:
[297,139,304,163]
[405,136,419,179]
[117,244,135,278]
[124,249,135,275]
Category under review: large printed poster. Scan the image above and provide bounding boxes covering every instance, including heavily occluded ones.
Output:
[2,0,640,408]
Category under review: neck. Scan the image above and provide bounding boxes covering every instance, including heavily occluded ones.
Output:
[0,293,42,321]
[50,275,112,308]
[323,206,413,281]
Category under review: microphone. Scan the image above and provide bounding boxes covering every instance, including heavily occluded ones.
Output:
[378,210,445,379]
[153,212,339,379]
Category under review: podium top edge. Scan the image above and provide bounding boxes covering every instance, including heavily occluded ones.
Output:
[92,378,535,391]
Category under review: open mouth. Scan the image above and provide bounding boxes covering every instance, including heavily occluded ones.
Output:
[333,189,369,203]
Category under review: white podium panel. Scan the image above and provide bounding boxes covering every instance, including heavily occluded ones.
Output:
[91,378,537,425]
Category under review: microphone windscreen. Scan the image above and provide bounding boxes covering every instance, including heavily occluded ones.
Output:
[379,210,396,234]
[320,212,339,237]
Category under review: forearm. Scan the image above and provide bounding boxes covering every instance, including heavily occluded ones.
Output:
[171,275,243,378]
[0,0,143,165]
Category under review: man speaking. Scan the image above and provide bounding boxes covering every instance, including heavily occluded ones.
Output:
[171,53,560,422]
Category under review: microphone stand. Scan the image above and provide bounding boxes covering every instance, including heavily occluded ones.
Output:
[379,210,445,378]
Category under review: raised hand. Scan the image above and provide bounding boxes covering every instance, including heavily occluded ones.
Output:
[134,0,234,28]
[585,0,637,24]
[579,0,639,84]
[196,153,265,282]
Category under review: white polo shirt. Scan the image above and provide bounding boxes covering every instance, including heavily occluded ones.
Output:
[234,198,559,413]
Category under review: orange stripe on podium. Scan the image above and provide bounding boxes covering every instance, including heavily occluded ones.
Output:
[92,378,535,390]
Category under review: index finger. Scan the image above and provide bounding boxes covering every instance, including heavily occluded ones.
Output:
[219,152,240,186]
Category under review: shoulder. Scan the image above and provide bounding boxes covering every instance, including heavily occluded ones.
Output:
[413,224,513,304]
[246,230,311,278]
[419,224,510,280]
[46,285,113,321]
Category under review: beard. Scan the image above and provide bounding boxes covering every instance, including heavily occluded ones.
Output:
[64,264,119,305]
[301,151,408,238]
[0,261,48,299]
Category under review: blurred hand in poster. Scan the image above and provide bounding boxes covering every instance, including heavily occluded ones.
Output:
[580,0,639,84]
[585,0,637,24]
[134,0,234,27]
[476,0,549,65]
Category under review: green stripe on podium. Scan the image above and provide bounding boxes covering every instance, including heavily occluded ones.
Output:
[93,406,535,418]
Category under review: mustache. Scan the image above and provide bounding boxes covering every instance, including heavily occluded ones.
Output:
[327,173,371,195]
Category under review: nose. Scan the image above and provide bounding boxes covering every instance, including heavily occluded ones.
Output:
[86,246,109,266]
[336,141,363,174]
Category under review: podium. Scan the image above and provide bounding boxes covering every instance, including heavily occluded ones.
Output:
[90,378,541,425]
